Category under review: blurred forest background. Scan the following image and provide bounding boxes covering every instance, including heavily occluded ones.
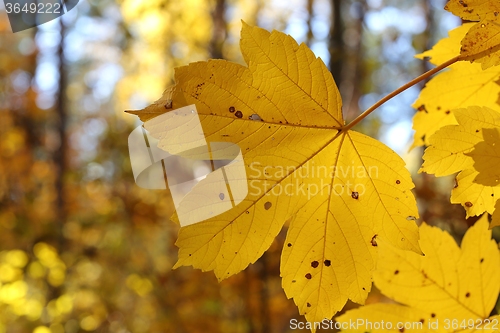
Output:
[1,0,495,332]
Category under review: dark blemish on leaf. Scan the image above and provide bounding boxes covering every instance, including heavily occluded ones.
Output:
[437,106,441,110]
[362,287,365,290]
[371,234,378,247]
[235,252,238,254]
[406,216,416,221]
[422,270,428,278]
[476,129,480,133]
[480,258,484,263]
[445,110,450,114]
[394,270,399,275]
[465,201,473,207]
[219,193,225,200]
[249,114,263,121]
[165,99,173,109]
[419,319,425,324]
[292,280,296,283]
[287,243,292,247]
[417,105,427,112]
[311,261,319,268]
[235,111,243,118]
[264,202,272,210]
[458,0,467,7]
[305,273,312,279]
[466,292,470,298]
[246,211,250,214]
[351,191,359,199]
[396,180,401,184]
[399,328,405,333]
[189,254,192,256]
[229,106,235,113]
[324,260,331,267]
[431,313,436,318]
[307,302,311,307]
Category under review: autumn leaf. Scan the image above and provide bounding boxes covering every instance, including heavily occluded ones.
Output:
[420,106,500,223]
[129,22,420,324]
[337,215,500,332]
[412,24,500,148]
[468,127,500,228]
[445,0,500,69]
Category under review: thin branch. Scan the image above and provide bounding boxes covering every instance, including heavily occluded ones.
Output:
[340,55,460,134]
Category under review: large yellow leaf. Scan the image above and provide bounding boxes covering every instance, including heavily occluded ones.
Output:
[130,22,420,324]
[467,127,500,227]
[445,0,500,69]
[337,216,500,332]
[420,106,500,219]
[412,25,500,148]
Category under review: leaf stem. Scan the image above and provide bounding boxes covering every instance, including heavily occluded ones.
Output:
[340,55,460,133]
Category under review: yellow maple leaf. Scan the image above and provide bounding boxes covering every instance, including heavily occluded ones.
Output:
[445,0,500,69]
[337,215,500,333]
[130,22,421,324]
[420,106,500,219]
[412,24,500,148]
[467,127,500,228]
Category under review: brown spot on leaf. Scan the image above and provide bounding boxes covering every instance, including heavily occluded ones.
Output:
[229,106,235,113]
[420,319,425,324]
[465,201,473,207]
[417,105,427,112]
[311,261,319,268]
[165,99,173,109]
[305,273,312,279]
[480,258,484,263]
[394,270,399,275]
[371,234,378,247]
[445,110,450,114]
[466,292,470,298]
[431,313,436,318]
[351,191,359,199]
[307,303,311,307]
[396,180,401,184]
[287,243,292,247]
[264,202,272,210]
[324,260,331,267]
[235,110,243,118]
[399,328,405,333]
[249,114,262,121]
